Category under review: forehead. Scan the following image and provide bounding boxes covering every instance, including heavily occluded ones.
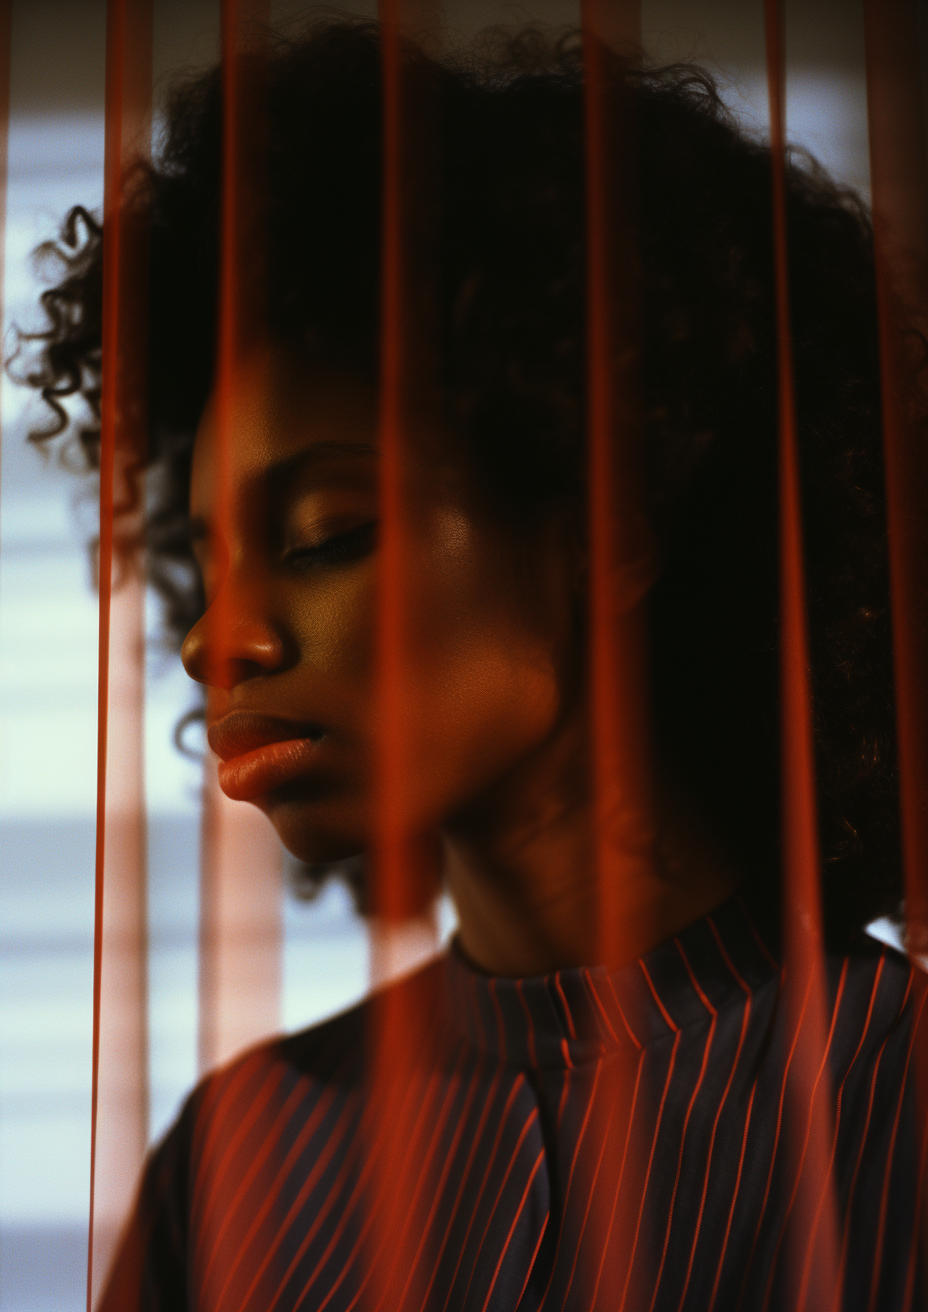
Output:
[189,347,379,509]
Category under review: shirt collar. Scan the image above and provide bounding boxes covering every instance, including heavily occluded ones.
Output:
[444,894,779,1068]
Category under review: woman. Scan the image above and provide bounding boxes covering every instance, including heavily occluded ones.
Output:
[22,19,923,1311]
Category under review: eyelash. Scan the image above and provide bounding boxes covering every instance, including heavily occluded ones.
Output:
[284,521,377,570]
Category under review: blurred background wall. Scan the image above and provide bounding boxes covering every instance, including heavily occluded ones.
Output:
[0,1,881,1309]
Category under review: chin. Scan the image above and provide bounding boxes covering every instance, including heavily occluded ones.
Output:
[255,780,445,914]
[245,766,372,860]
[254,790,371,866]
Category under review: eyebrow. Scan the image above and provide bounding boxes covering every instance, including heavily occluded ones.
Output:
[187,441,379,545]
[265,441,379,489]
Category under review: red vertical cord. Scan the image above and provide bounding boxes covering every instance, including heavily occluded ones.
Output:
[212,0,265,669]
[372,5,417,1303]
[194,11,281,1300]
[198,0,279,1078]
[763,1,840,1305]
[584,1,655,965]
[88,0,152,1307]
[90,20,126,1289]
[210,0,270,688]
[198,0,242,1074]
[367,3,441,1306]
[861,0,928,1291]
[375,0,408,933]
[372,0,439,932]
[579,3,650,1303]
[581,0,652,975]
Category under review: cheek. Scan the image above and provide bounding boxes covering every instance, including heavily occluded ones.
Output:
[403,559,565,815]
[279,518,567,830]
[289,567,375,685]
[297,562,559,761]
[417,642,561,796]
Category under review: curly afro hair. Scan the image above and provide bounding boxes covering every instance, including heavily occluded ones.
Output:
[14,20,909,942]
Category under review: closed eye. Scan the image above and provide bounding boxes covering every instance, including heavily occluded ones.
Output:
[283,520,377,570]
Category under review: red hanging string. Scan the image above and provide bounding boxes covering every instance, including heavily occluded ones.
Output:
[861,0,928,1296]
[581,0,652,974]
[578,2,653,1303]
[372,0,440,933]
[366,2,442,1305]
[197,0,281,1079]
[762,1,841,1305]
[88,0,152,1306]
[189,12,284,1301]
[373,0,412,934]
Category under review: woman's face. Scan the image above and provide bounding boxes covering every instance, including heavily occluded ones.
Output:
[182,348,578,865]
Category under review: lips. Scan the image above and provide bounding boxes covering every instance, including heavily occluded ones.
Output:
[208,711,326,801]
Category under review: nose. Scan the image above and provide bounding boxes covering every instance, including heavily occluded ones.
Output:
[181,594,289,690]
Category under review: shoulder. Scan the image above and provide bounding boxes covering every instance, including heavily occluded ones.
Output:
[177,993,370,1161]
[171,952,451,1167]
[826,932,923,1070]
[154,992,375,1193]
[824,934,925,1170]
[210,989,370,1097]
[824,937,927,1289]
[831,931,922,1037]
[97,997,378,1312]
[836,927,918,996]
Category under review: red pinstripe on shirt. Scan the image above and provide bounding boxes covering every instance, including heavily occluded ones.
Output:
[836,968,917,1305]
[406,1053,494,1305]
[555,975,578,1040]
[904,975,928,1311]
[196,1025,356,1296]
[868,975,928,1312]
[558,1063,623,1305]
[417,1062,507,1308]
[761,955,850,1312]
[734,960,814,1312]
[795,957,879,1309]
[374,1048,476,1312]
[225,1089,363,1312]
[619,1027,683,1311]
[646,943,718,1311]
[583,970,622,1044]
[703,914,758,1311]
[297,1062,449,1312]
[437,1076,534,1312]
[457,1108,544,1309]
[605,973,643,1049]
[536,1060,605,1307]
[480,1148,548,1312]
[707,1079,758,1312]
[673,935,752,1312]
[639,960,679,1033]
[197,1068,325,1297]
[194,1061,289,1249]
[189,1048,275,1216]
[588,1044,647,1307]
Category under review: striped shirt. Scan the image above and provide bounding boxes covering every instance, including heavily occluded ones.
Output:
[100,895,926,1311]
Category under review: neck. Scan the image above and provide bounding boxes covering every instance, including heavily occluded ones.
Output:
[441,713,740,978]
